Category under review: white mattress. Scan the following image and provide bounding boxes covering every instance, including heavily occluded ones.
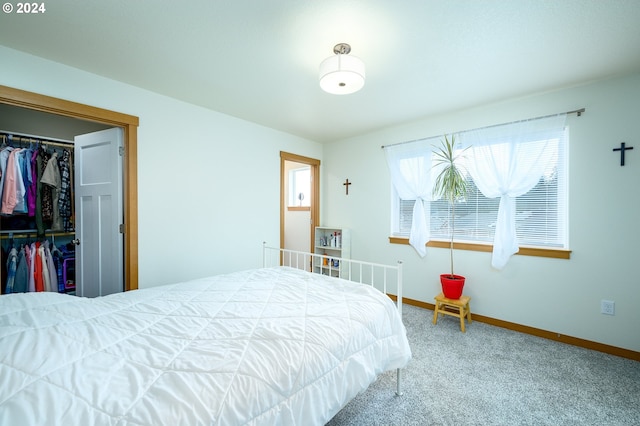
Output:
[0,266,411,425]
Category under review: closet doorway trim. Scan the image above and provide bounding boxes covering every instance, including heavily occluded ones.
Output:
[0,84,139,291]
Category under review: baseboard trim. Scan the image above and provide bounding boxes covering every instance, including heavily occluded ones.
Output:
[393,295,640,362]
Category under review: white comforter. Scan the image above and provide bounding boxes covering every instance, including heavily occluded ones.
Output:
[0,267,411,425]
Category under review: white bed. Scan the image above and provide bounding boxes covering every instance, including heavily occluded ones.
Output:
[0,245,411,425]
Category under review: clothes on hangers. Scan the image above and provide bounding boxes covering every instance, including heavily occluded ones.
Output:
[1,139,73,235]
[2,238,69,294]
[1,133,77,295]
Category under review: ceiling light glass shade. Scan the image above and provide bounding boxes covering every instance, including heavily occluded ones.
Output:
[319,53,366,95]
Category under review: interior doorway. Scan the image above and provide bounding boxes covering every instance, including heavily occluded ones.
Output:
[0,84,139,291]
[280,152,320,256]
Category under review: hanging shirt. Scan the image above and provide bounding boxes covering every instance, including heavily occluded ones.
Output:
[39,149,53,222]
[0,147,14,212]
[33,242,43,292]
[13,149,29,214]
[35,150,53,237]
[58,150,72,231]
[13,246,29,293]
[43,241,58,293]
[22,148,33,196]
[12,148,27,214]
[28,149,38,216]
[41,152,63,231]
[0,148,19,214]
[39,245,51,292]
[4,247,17,293]
[28,243,36,292]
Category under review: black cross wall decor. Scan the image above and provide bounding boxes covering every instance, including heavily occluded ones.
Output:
[613,142,634,166]
[343,179,352,195]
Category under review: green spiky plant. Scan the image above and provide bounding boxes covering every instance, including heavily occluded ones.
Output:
[432,134,469,278]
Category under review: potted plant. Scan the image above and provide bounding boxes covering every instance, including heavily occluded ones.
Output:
[432,134,469,299]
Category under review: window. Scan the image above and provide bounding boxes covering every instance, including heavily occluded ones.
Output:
[288,166,310,207]
[391,127,568,249]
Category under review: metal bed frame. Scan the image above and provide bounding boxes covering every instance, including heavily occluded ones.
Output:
[262,243,405,396]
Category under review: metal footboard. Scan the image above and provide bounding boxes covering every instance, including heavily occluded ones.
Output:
[262,242,405,396]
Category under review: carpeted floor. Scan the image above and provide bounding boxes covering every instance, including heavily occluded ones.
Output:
[327,304,640,425]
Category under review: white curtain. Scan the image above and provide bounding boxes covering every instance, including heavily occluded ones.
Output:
[384,138,437,257]
[459,114,567,269]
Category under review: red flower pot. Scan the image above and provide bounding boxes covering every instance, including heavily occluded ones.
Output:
[440,274,465,299]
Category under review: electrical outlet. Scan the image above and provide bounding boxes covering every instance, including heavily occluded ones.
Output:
[601,300,615,316]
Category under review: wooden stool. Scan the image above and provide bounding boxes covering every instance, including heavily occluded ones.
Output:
[432,293,472,332]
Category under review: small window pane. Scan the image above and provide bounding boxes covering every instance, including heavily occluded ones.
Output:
[289,167,310,207]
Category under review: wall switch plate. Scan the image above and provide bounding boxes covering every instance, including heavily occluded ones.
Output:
[601,300,615,315]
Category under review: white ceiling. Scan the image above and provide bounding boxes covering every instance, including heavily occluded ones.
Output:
[1,0,639,143]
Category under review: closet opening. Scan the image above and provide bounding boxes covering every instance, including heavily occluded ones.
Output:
[0,131,76,291]
[0,84,139,292]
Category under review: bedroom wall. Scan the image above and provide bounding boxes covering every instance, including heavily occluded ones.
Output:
[0,45,323,288]
[321,72,640,353]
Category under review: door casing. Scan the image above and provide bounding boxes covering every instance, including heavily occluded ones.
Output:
[0,84,139,291]
[280,151,320,256]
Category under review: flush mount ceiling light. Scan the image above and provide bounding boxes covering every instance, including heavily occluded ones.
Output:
[319,43,365,95]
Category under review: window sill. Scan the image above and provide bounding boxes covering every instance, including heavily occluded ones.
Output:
[388,237,571,259]
[287,206,310,211]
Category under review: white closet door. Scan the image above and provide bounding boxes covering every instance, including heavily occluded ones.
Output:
[74,128,123,297]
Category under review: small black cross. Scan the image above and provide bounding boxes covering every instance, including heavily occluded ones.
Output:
[343,179,351,195]
[613,142,634,166]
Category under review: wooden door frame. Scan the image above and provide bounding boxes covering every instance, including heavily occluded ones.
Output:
[0,84,139,291]
[280,151,320,255]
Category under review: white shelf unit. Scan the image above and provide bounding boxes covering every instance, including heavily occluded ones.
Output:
[313,227,350,277]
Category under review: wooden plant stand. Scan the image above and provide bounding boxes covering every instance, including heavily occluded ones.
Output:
[432,293,472,332]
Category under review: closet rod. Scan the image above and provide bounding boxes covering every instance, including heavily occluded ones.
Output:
[0,131,73,148]
[0,231,73,239]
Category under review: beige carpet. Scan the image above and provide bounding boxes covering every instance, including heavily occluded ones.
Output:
[327,304,640,425]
